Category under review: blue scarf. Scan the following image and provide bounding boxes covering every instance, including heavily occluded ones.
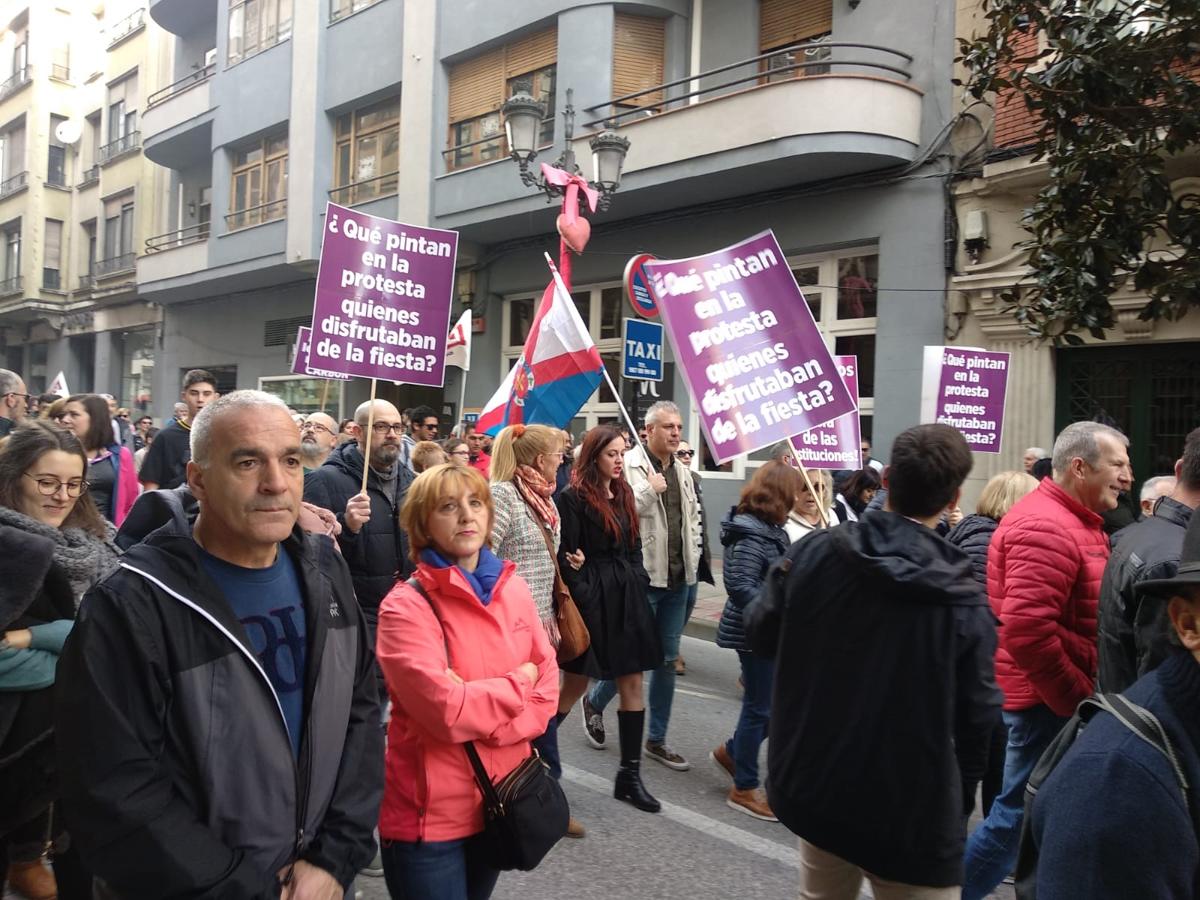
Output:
[419,546,504,606]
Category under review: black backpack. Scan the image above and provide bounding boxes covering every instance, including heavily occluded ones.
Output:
[1014,692,1199,899]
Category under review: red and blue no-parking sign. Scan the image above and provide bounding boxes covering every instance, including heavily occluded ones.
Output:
[624,253,659,318]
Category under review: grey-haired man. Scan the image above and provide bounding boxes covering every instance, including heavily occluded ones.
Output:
[58,390,383,898]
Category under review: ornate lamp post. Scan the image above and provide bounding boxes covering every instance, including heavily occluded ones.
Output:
[502,87,630,288]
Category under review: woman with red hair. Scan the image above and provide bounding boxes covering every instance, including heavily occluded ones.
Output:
[555,425,662,812]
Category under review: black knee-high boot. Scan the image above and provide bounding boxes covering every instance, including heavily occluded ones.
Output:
[614,710,661,813]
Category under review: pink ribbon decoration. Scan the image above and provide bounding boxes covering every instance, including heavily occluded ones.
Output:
[541,164,598,224]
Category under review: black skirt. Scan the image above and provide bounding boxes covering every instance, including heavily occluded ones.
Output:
[561,551,661,680]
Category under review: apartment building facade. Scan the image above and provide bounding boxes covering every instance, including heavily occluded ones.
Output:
[950,4,1200,497]
[139,0,957,525]
[0,0,170,410]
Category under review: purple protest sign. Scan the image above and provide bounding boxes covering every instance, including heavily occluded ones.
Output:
[645,230,856,464]
[788,355,861,470]
[292,326,351,381]
[920,346,1011,453]
[309,202,458,385]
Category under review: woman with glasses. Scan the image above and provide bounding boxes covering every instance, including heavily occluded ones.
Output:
[488,424,585,838]
[785,469,836,543]
[60,395,138,527]
[442,438,471,466]
[712,460,802,822]
[0,422,121,899]
[555,426,662,813]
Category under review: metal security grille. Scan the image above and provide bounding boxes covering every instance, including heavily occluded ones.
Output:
[263,315,311,347]
[1056,342,1200,487]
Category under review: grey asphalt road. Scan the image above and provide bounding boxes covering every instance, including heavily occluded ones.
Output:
[354,635,1016,900]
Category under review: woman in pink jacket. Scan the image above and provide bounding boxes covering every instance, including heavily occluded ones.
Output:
[376,463,559,900]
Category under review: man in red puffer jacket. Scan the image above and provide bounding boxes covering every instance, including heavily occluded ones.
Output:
[962,421,1131,900]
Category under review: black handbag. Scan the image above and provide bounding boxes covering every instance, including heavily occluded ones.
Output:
[407,578,569,871]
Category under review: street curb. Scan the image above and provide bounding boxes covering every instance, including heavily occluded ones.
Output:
[684,615,718,642]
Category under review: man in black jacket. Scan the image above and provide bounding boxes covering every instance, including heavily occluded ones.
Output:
[1098,426,1200,692]
[56,390,383,899]
[303,399,413,684]
[744,424,1000,898]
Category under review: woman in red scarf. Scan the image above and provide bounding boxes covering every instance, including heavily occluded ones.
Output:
[488,424,584,837]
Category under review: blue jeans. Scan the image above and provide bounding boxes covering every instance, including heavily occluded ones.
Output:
[727,651,773,790]
[381,835,500,900]
[961,704,1068,900]
[589,583,690,744]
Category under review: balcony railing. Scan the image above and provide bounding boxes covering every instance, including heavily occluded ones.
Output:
[328,171,399,206]
[98,131,141,165]
[43,269,61,291]
[0,275,22,296]
[78,273,94,290]
[94,252,136,277]
[0,171,28,199]
[225,198,287,231]
[50,64,70,82]
[108,9,145,48]
[144,222,210,253]
[0,65,31,101]
[77,165,100,188]
[148,62,215,108]
[582,41,914,127]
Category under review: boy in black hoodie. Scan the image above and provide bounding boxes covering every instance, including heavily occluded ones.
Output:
[744,424,1001,899]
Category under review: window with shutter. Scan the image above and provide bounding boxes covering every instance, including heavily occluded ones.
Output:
[446,27,557,171]
[613,13,666,111]
[759,0,833,81]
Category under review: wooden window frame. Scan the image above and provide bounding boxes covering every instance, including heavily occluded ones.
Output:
[228,0,294,66]
[229,133,288,230]
[333,96,401,205]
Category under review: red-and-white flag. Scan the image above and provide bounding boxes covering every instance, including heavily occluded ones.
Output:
[446,310,471,371]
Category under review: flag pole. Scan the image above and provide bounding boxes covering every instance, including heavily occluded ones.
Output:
[360,378,378,495]
[543,252,650,461]
[319,378,331,414]
[456,370,468,437]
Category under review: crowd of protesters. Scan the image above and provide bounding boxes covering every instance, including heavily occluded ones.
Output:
[0,361,1197,899]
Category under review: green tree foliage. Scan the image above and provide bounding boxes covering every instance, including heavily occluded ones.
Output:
[960,0,1200,341]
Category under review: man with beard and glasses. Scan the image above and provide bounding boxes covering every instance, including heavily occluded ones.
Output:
[57,391,383,898]
[300,412,339,473]
[303,399,414,696]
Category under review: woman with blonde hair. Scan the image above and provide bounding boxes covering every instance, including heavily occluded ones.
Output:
[487,424,585,836]
[784,468,836,542]
[946,469,1038,820]
[375,463,558,898]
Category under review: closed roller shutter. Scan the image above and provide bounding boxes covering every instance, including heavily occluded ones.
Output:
[448,47,504,124]
[613,13,666,107]
[759,0,832,49]
[504,27,557,79]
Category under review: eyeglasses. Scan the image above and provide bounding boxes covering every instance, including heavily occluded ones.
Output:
[6,391,29,401]
[371,423,407,435]
[301,422,333,435]
[676,450,695,459]
[416,421,439,432]
[24,473,88,497]
[449,449,470,458]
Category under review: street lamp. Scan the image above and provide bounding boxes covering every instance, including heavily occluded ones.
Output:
[501,87,630,212]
